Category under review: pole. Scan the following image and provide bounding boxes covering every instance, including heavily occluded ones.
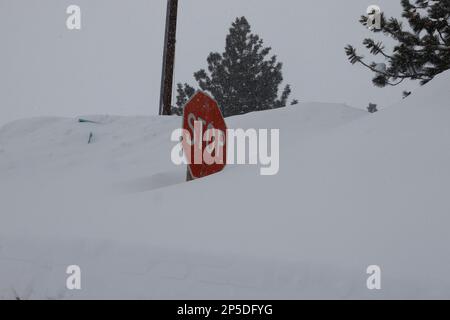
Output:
[159,0,179,116]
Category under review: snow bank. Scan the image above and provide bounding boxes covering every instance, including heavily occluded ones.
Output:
[0,72,449,299]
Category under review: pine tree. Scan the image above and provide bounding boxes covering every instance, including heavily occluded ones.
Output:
[177,17,292,117]
[367,103,378,113]
[345,0,450,87]
[173,83,195,115]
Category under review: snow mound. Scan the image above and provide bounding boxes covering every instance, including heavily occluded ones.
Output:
[1,72,450,299]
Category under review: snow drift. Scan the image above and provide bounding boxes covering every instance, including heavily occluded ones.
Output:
[0,72,449,299]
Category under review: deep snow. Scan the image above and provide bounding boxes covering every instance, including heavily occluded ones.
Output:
[0,71,449,299]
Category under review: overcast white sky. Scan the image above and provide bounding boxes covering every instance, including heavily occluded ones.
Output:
[0,0,415,126]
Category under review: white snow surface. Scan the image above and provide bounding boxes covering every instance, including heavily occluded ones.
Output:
[0,72,450,299]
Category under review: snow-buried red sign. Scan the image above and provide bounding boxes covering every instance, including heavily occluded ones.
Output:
[182,91,227,179]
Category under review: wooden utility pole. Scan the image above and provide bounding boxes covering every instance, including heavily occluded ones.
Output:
[159,0,179,116]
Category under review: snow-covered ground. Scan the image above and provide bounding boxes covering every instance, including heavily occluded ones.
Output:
[0,71,449,299]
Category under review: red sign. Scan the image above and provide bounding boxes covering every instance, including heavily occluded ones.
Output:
[182,91,227,179]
